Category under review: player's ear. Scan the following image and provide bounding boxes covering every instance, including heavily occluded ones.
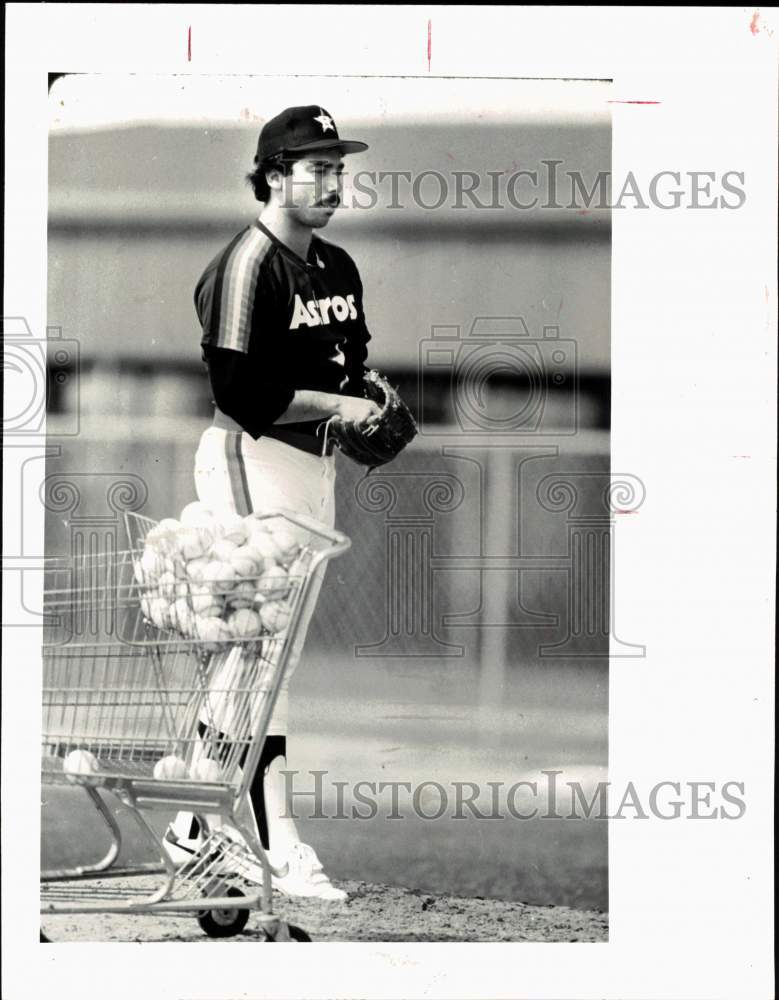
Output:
[268,158,298,204]
[266,164,283,191]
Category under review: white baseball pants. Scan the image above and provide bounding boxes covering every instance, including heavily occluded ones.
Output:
[193,427,336,736]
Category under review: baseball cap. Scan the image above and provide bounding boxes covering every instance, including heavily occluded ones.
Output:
[255,106,369,162]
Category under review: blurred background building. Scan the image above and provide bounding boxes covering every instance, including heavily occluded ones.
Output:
[44,76,612,911]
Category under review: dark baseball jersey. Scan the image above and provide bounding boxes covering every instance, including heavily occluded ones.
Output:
[195,219,371,443]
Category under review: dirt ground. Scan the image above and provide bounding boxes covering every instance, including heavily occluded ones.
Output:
[41,876,608,943]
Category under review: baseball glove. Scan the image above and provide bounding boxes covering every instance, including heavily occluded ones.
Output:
[329,370,417,469]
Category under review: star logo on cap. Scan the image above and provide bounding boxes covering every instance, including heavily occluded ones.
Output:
[314,113,335,133]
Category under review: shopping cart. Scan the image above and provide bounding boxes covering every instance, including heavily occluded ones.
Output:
[40,510,350,940]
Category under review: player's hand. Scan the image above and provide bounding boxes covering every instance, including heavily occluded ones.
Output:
[335,396,382,428]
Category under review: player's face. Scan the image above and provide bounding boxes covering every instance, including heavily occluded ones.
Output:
[283,152,345,228]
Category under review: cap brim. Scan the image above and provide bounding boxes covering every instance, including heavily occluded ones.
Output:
[284,138,369,156]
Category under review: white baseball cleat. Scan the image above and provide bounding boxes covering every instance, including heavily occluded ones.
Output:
[162,824,203,866]
[271,842,347,901]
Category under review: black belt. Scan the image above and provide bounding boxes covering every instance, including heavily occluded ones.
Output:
[212,408,335,457]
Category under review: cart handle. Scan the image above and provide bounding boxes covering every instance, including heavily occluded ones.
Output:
[244,509,351,558]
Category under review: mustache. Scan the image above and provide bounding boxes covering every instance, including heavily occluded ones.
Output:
[316,195,340,208]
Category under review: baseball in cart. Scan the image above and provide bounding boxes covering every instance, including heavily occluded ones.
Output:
[40,506,350,941]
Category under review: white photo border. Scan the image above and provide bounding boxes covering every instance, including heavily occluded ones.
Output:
[3,5,776,999]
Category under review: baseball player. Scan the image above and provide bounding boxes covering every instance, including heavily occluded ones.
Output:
[163,107,379,901]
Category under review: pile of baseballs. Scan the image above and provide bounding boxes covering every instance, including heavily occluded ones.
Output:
[135,502,310,646]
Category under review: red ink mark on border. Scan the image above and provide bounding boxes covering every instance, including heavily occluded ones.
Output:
[187,26,192,62]
[615,509,638,515]
[608,100,660,105]
[427,20,432,72]
[750,11,760,34]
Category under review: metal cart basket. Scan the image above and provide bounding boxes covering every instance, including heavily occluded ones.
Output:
[40,509,350,940]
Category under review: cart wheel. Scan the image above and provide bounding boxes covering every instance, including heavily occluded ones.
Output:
[265,922,311,942]
[197,887,250,938]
